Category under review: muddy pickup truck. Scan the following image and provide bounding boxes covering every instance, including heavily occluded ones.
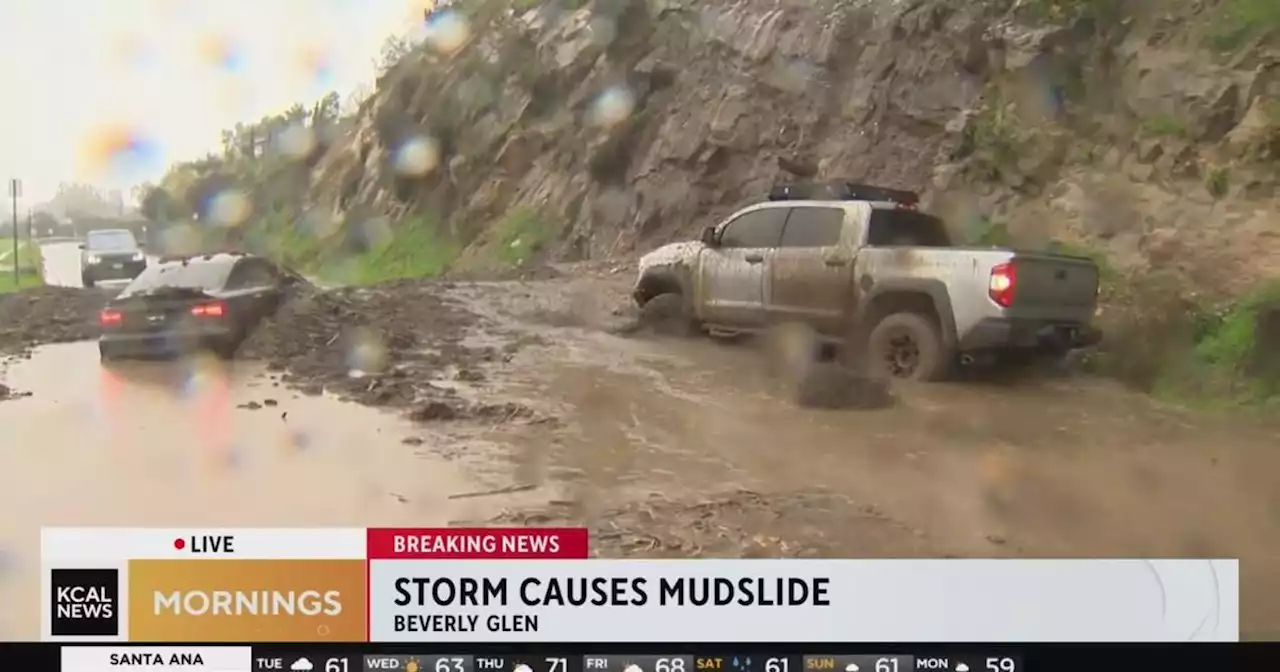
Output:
[632,182,1103,381]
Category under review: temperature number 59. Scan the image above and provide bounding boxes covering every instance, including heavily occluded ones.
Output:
[986,659,1016,672]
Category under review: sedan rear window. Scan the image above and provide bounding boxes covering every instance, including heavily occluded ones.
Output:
[120,259,235,297]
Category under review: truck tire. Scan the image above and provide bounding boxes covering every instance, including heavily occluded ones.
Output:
[638,293,697,337]
[864,312,950,382]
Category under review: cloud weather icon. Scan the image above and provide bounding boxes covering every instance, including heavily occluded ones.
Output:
[625,665,644,672]
[514,665,533,672]
[845,665,859,672]
[955,665,970,672]
[291,659,314,672]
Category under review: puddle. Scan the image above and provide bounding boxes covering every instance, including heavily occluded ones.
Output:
[0,340,506,638]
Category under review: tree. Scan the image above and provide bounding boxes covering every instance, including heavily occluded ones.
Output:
[137,184,187,222]
[311,91,341,125]
[50,182,117,218]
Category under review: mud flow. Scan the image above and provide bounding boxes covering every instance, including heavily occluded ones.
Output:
[2,248,1280,640]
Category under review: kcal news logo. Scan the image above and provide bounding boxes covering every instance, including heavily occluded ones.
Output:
[51,568,120,636]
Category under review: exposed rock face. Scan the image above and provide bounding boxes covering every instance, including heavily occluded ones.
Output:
[310,0,1011,258]
[307,0,1280,294]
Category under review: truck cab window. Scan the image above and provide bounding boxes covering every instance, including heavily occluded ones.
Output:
[719,209,787,248]
[866,210,952,247]
[780,207,843,248]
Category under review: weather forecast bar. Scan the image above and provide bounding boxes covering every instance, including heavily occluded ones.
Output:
[0,643,1268,672]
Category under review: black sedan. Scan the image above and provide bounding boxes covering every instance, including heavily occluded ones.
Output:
[97,252,308,361]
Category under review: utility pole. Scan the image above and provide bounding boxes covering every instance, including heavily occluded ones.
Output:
[8,178,19,285]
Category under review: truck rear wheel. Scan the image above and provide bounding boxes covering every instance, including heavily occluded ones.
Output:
[865,312,950,382]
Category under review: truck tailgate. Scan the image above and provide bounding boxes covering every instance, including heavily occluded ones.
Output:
[1010,253,1099,316]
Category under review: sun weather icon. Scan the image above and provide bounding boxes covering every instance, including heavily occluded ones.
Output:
[405,659,421,672]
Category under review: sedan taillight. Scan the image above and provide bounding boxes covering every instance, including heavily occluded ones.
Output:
[191,301,226,317]
[99,309,122,326]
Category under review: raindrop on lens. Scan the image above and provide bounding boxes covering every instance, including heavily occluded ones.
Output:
[588,86,635,128]
[392,135,440,176]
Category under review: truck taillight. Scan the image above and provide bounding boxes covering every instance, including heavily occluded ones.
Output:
[989,262,1016,308]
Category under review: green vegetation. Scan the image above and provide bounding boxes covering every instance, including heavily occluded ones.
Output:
[1206,0,1280,52]
[0,242,44,294]
[491,207,553,267]
[1089,272,1280,408]
[1141,113,1188,138]
[957,95,1023,182]
[967,217,1012,247]
[1205,165,1231,199]
[337,215,458,284]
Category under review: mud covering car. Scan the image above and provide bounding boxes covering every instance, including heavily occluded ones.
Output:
[97,252,308,361]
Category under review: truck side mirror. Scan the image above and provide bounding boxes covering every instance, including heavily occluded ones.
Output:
[700,226,718,247]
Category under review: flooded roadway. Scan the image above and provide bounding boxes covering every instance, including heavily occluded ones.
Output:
[3,250,1280,639]
[0,243,508,638]
[450,277,1280,638]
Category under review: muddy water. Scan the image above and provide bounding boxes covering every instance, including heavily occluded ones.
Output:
[452,279,1280,638]
[0,343,505,639]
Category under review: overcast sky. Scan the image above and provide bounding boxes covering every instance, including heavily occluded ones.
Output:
[0,0,425,204]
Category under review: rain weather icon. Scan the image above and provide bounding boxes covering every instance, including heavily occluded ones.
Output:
[844,665,859,672]
[955,666,970,672]
[290,659,313,672]
[514,665,533,672]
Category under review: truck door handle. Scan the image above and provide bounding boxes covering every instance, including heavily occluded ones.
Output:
[824,258,848,267]
[744,254,764,263]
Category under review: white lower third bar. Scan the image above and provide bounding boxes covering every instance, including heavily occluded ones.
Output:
[61,646,253,672]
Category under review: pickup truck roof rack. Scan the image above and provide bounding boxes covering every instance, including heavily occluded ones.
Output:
[768,182,920,206]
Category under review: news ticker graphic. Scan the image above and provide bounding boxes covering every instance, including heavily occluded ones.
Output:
[57,648,998,672]
[42,527,1240,642]
[23,643,1280,672]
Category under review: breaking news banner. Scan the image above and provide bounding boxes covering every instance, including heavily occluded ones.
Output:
[42,527,1240,644]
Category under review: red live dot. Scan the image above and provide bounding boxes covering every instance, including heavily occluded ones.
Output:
[173,538,185,550]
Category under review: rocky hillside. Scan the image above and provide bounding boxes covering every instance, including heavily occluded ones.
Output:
[152,0,1273,402]
[308,0,1278,288]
